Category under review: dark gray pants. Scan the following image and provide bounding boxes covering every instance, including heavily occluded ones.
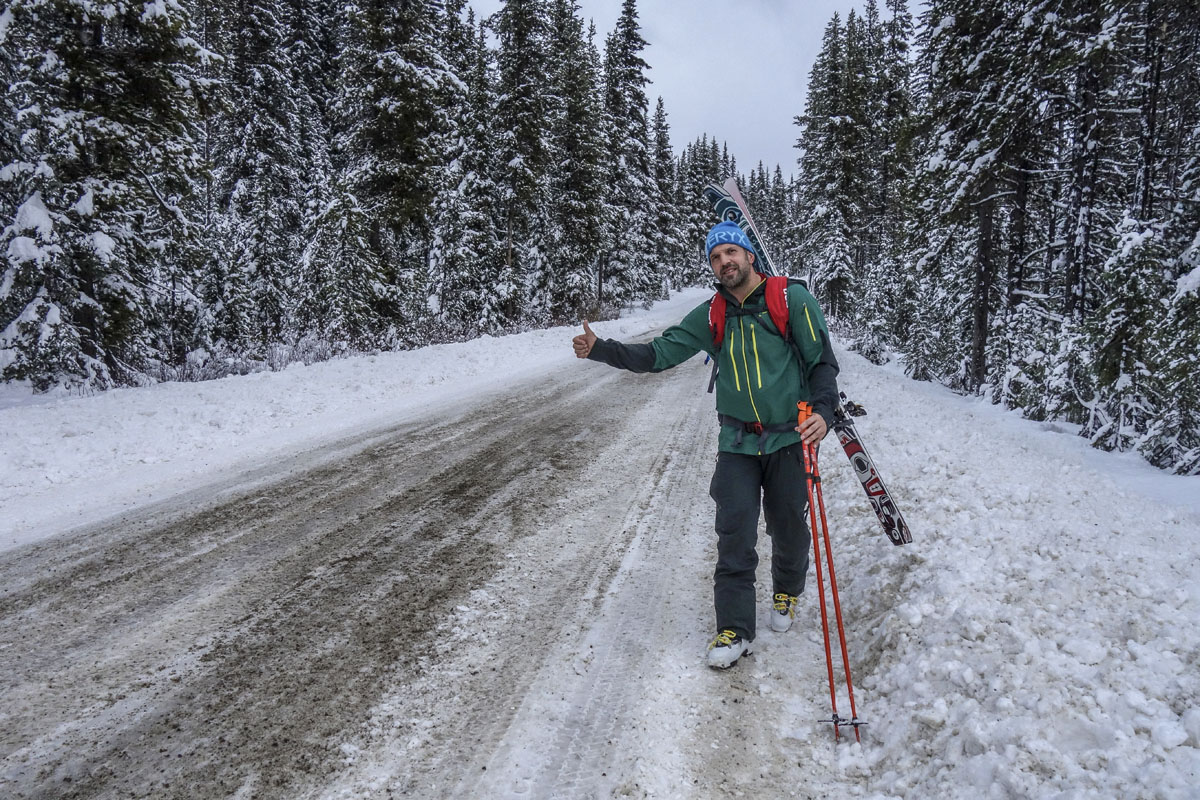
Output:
[708,444,811,641]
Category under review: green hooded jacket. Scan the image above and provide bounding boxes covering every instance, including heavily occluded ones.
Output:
[588,279,840,455]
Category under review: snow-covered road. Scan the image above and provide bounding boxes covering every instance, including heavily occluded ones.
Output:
[2,289,1198,798]
[1,351,720,797]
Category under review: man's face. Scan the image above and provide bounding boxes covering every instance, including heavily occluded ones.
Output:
[709,244,756,292]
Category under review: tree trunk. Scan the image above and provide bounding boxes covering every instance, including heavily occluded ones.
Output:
[1136,0,1163,219]
[970,175,996,391]
[597,253,606,309]
[1007,158,1030,309]
[1063,28,1102,319]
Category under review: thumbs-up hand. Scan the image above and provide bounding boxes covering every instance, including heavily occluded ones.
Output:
[572,320,597,359]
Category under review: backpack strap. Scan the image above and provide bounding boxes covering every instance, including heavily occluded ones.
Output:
[763,276,791,342]
[766,276,816,373]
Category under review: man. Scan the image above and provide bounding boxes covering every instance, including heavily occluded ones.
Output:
[572,220,840,669]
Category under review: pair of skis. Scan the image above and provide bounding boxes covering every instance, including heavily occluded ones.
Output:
[705,178,913,742]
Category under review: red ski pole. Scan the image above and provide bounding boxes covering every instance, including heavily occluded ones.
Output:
[799,402,840,740]
[798,402,865,743]
[810,425,863,741]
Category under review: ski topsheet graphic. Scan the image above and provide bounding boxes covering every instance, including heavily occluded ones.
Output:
[702,178,780,276]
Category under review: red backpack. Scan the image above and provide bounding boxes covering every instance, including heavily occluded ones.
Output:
[708,274,795,349]
[706,274,804,392]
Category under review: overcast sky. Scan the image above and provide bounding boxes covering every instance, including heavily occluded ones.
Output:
[470,0,867,177]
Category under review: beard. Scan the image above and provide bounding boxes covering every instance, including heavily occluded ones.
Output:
[717,259,754,291]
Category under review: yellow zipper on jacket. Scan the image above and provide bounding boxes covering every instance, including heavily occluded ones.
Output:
[737,314,763,431]
[750,324,763,388]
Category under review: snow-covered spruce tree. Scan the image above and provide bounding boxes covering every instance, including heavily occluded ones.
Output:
[1156,192,1200,473]
[287,0,340,358]
[843,4,884,303]
[761,166,786,266]
[1123,4,1200,474]
[674,135,721,284]
[288,0,339,136]
[1083,3,1190,456]
[309,0,457,349]
[909,0,1000,390]
[179,0,231,377]
[352,0,455,232]
[907,0,1077,394]
[492,0,552,327]
[421,0,470,339]
[1088,217,1171,454]
[1155,84,1200,475]
[720,142,735,182]
[1035,5,1165,438]
[794,13,856,319]
[291,0,384,350]
[0,0,206,390]
[786,0,1198,470]
[963,4,1073,415]
[1025,7,1127,431]
[439,0,474,94]
[429,7,506,338]
[297,186,385,349]
[670,147,693,273]
[1057,8,1113,322]
[900,216,971,385]
[425,0,473,336]
[764,167,797,274]
[210,0,306,360]
[295,5,378,351]
[746,162,766,235]
[1158,284,1200,475]
[706,136,720,176]
[744,161,786,270]
[850,0,915,364]
[650,96,685,292]
[778,171,807,280]
[879,0,915,216]
[542,5,606,320]
[599,0,657,309]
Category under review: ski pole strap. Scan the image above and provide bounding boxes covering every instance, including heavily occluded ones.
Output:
[717,413,795,449]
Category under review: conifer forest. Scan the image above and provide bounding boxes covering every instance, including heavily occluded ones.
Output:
[2,0,1198,474]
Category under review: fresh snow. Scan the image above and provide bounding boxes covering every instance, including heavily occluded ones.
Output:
[12,191,54,237]
[1179,262,1200,299]
[2,287,1199,797]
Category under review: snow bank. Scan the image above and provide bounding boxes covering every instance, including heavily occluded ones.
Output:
[829,356,1200,798]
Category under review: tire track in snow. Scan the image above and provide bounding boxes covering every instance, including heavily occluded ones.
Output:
[305,355,722,798]
[478,379,712,799]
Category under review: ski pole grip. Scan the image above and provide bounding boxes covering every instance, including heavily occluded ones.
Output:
[797,401,812,426]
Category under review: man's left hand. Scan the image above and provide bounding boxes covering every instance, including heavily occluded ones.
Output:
[796,412,828,445]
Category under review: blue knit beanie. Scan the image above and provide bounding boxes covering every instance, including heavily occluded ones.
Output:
[705,221,756,260]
